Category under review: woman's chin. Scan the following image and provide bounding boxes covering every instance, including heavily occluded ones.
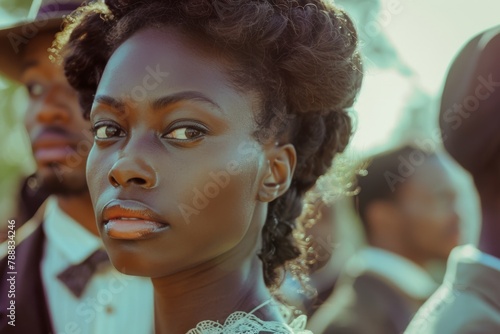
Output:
[102,246,158,277]
[105,247,188,278]
[107,257,152,277]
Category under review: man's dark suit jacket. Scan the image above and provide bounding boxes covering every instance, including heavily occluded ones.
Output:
[310,272,426,334]
[0,205,54,334]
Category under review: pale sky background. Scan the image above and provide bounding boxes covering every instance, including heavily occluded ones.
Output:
[346,0,500,152]
[335,0,499,245]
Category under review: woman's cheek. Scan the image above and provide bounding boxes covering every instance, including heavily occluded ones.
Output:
[86,146,111,203]
[176,150,262,243]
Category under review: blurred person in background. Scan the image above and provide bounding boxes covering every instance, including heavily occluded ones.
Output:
[308,145,460,334]
[14,176,50,227]
[0,1,153,333]
[0,4,50,243]
[406,25,500,334]
[0,174,51,242]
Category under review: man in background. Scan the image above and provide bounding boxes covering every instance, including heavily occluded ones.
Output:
[406,25,500,334]
[0,1,153,333]
[308,145,460,334]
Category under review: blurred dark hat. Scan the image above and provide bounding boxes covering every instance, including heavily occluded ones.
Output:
[439,25,500,174]
[0,0,84,82]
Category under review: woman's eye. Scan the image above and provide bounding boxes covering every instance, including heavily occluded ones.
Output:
[93,123,125,139]
[26,82,45,98]
[164,127,205,140]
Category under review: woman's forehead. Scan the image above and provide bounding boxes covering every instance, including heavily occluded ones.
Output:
[95,27,260,128]
[101,28,234,93]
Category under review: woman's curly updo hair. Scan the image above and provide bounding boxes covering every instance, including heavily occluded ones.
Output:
[55,0,362,289]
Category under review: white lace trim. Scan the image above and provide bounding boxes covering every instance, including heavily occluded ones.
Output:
[186,300,312,334]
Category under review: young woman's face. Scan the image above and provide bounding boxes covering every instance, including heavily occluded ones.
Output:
[88,28,274,277]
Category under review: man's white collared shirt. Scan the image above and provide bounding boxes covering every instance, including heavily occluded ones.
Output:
[41,197,154,334]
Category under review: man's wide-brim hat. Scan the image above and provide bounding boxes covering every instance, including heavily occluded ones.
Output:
[0,0,83,82]
[439,25,500,175]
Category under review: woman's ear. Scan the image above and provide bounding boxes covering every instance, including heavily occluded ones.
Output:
[258,143,296,202]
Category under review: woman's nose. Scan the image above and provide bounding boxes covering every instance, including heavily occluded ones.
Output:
[108,157,158,189]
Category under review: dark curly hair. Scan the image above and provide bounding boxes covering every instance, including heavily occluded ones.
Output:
[54,0,362,289]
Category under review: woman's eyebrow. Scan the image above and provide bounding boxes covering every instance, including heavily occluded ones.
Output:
[94,95,126,114]
[93,91,224,115]
[151,91,224,115]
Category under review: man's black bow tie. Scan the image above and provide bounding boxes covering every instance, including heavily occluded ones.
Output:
[57,249,110,298]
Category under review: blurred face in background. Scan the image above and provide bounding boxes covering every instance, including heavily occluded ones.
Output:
[396,157,461,261]
[21,32,91,195]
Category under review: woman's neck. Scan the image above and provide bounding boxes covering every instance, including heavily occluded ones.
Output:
[151,255,282,334]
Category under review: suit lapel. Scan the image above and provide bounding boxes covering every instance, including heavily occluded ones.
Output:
[0,202,54,333]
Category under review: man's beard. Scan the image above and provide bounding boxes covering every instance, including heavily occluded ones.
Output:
[36,164,88,197]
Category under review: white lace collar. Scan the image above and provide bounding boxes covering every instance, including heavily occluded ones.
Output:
[186,299,312,333]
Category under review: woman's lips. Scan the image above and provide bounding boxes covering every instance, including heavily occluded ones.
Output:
[102,200,169,240]
[105,219,169,240]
